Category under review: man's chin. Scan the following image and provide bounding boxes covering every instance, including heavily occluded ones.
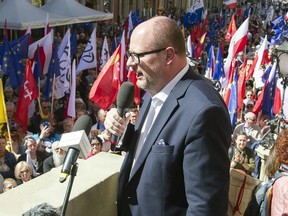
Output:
[136,80,147,90]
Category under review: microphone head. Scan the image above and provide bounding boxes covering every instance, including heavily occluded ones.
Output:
[117,82,135,109]
[72,115,92,137]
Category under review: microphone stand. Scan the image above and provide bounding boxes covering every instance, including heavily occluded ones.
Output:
[60,163,78,216]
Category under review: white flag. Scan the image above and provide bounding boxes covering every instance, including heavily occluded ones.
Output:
[54,28,71,99]
[120,30,126,82]
[28,30,53,75]
[99,36,110,71]
[128,11,133,39]
[76,28,97,74]
[188,0,204,12]
[67,59,76,118]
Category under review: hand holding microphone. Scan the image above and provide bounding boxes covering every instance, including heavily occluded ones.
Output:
[104,82,135,150]
[104,108,129,137]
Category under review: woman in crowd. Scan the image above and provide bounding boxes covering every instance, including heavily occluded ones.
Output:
[271,129,288,215]
[14,161,33,185]
[229,131,255,176]
[87,136,103,158]
[17,136,47,177]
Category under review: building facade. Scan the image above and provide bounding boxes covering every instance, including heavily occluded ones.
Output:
[81,0,223,24]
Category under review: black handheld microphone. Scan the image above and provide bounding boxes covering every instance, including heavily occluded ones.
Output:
[110,82,135,150]
[71,115,93,137]
[59,115,92,183]
[59,147,80,183]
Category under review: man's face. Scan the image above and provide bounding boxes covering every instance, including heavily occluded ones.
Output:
[127,27,166,95]
[41,102,50,115]
[6,106,14,118]
[63,121,74,133]
[236,135,247,150]
[53,148,66,167]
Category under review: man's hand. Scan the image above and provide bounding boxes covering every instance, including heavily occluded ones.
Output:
[39,125,50,140]
[104,108,130,137]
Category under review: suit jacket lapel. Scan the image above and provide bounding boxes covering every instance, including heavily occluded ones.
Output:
[118,97,151,185]
[135,98,151,131]
[129,70,195,180]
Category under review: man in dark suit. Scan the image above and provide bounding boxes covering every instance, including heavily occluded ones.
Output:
[104,16,232,216]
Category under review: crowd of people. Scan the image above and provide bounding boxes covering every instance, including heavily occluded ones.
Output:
[0,0,288,215]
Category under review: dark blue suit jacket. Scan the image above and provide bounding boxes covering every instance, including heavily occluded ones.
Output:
[117,68,232,216]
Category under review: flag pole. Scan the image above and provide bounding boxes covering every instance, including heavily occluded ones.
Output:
[51,74,56,115]
[37,77,44,118]
[6,121,13,154]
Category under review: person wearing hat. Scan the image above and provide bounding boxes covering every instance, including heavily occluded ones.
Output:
[244,100,255,114]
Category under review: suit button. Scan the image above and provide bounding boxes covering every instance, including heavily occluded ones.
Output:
[127,196,131,199]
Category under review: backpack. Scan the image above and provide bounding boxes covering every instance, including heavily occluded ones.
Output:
[244,171,285,216]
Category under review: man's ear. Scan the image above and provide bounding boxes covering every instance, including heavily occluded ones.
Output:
[165,47,175,63]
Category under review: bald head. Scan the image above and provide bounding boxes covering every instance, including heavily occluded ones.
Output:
[127,16,188,95]
[132,16,186,57]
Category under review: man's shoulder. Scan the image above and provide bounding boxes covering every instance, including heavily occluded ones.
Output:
[5,151,16,161]
[43,155,53,164]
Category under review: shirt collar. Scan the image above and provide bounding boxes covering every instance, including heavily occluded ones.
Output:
[152,64,189,103]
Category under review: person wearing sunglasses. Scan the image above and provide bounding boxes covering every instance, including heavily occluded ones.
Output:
[87,136,103,158]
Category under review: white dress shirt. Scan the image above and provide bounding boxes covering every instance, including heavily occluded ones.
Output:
[133,64,189,164]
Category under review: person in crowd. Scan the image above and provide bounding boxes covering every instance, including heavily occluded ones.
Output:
[2,178,17,192]
[30,100,53,133]
[87,136,103,158]
[53,96,68,130]
[76,109,87,120]
[17,136,46,177]
[233,112,262,148]
[271,129,288,215]
[264,144,279,180]
[104,16,232,215]
[4,86,17,103]
[22,203,60,216]
[43,141,66,173]
[6,101,16,129]
[88,103,101,125]
[128,108,139,125]
[62,117,74,133]
[229,131,255,176]
[9,127,25,158]
[243,100,255,115]
[258,114,271,135]
[14,161,33,185]
[0,136,17,179]
[33,119,61,156]
[243,89,255,106]
[75,97,87,112]
[91,109,107,132]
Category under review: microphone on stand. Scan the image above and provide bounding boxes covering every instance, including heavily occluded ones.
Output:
[110,82,135,151]
[59,115,92,183]
[59,147,79,183]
